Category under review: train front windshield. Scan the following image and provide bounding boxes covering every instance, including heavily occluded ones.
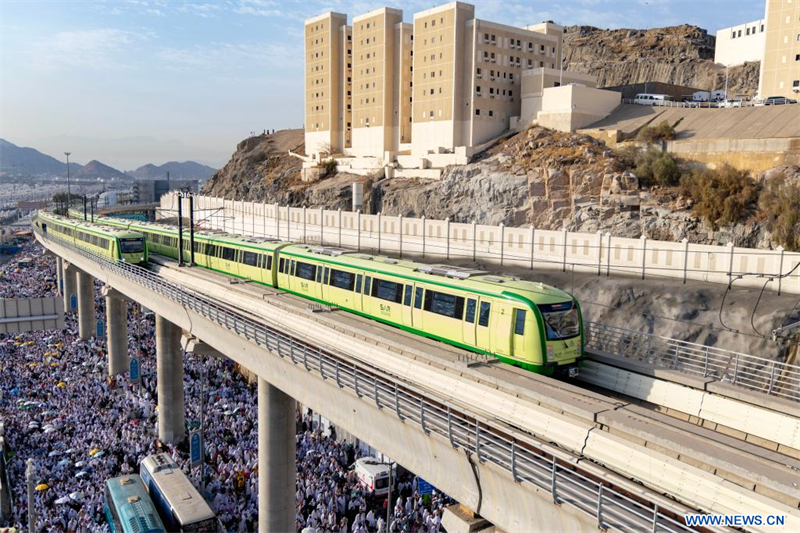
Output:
[538,302,580,340]
[120,238,144,254]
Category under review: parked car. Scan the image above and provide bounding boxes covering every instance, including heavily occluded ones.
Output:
[719,99,744,108]
[764,96,798,105]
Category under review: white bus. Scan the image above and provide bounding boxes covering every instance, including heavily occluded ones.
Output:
[140,454,217,532]
[634,93,671,105]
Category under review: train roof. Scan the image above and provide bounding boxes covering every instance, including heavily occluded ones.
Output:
[40,212,144,239]
[140,454,216,524]
[280,244,574,306]
[105,475,166,533]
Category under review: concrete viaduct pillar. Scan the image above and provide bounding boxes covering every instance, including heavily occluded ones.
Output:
[156,314,185,444]
[258,378,296,533]
[55,257,63,296]
[104,288,129,376]
[76,270,95,341]
[62,262,77,313]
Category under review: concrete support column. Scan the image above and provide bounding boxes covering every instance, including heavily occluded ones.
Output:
[106,294,128,376]
[76,270,96,341]
[56,257,63,296]
[156,314,185,444]
[62,262,76,313]
[258,378,296,533]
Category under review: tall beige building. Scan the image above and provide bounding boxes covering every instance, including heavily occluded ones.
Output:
[305,12,348,157]
[411,2,563,155]
[304,2,565,161]
[759,0,800,99]
[350,7,406,157]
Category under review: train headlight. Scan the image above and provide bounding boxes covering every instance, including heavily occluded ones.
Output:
[546,345,554,359]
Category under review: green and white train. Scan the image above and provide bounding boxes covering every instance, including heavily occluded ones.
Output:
[35,212,147,264]
[46,210,583,374]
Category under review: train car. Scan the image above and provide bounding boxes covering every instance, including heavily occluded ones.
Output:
[104,475,166,533]
[36,211,148,265]
[140,454,218,532]
[275,245,583,374]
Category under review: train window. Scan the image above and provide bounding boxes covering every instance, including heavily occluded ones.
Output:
[223,247,236,261]
[266,256,273,270]
[465,299,477,323]
[291,260,297,275]
[364,276,372,295]
[206,244,215,256]
[414,287,424,309]
[372,279,403,303]
[404,285,413,306]
[325,267,331,285]
[355,274,363,293]
[279,258,285,273]
[424,290,465,319]
[243,251,258,266]
[316,265,323,283]
[478,302,491,327]
[296,262,316,280]
[514,309,526,335]
[330,269,355,290]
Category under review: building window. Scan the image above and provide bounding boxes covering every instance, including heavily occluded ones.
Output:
[794,80,800,88]
[475,109,480,115]
[476,86,481,93]
[488,110,493,117]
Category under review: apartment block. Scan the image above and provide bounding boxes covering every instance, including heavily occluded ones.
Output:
[715,19,766,66]
[350,7,405,157]
[303,2,566,164]
[305,12,348,157]
[411,2,564,155]
[759,0,800,99]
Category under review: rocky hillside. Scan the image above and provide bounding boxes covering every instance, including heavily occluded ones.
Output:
[563,25,760,96]
[201,126,799,250]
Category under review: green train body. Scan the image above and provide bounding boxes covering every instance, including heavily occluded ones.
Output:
[62,211,583,374]
[36,212,148,265]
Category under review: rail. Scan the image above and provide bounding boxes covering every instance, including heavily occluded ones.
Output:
[34,223,701,532]
[586,322,800,403]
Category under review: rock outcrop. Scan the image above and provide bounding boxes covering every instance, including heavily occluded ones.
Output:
[563,25,760,96]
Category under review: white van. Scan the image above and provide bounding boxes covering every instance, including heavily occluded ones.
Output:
[634,93,671,106]
[353,458,395,497]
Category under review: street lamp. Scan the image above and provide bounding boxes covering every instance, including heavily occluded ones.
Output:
[64,151,72,212]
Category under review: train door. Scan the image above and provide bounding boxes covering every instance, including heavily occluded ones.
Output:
[463,298,477,347]
[494,304,512,356]
[412,285,425,329]
[475,298,493,353]
[401,284,413,327]
[353,273,364,312]
[512,308,528,359]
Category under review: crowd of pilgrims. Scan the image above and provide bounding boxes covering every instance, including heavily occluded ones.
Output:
[0,240,453,532]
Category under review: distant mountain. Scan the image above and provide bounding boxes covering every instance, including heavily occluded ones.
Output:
[71,160,131,181]
[127,161,216,180]
[0,138,82,177]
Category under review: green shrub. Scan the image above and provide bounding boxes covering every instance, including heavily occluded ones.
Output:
[320,158,337,176]
[681,165,760,227]
[634,149,681,186]
[637,121,677,142]
[758,175,800,251]
[614,144,640,169]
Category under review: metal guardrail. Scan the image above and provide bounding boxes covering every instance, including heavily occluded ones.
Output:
[586,322,800,403]
[34,224,701,532]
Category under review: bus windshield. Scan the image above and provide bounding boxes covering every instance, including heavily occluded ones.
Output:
[120,238,144,253]
[538,302,580,340]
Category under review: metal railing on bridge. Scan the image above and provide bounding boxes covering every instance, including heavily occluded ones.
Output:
[586,322,800,403]
[34,223,701,532]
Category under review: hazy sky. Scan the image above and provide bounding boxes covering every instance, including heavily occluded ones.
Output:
[1,0,765,170]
